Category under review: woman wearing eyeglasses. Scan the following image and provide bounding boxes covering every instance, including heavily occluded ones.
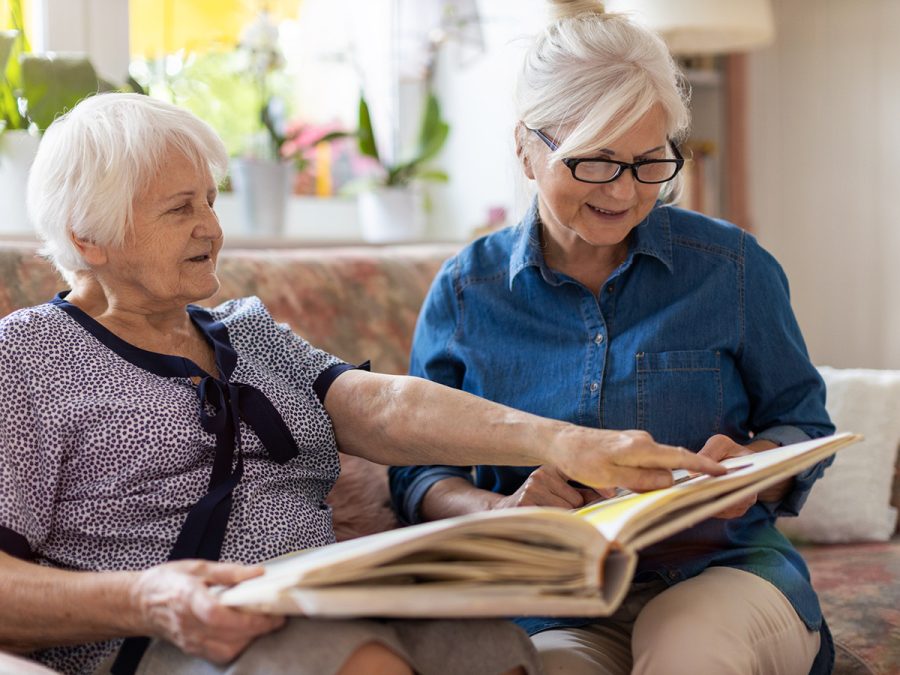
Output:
[390,1,836,674]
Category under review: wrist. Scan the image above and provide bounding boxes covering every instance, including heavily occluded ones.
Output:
[539,420,578,469]
[124,569,154,637]
[420,477,502,520]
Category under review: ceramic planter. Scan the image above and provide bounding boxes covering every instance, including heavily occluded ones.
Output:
[229,158,293,237]
[357,186,425,243]
[0,130,41,234]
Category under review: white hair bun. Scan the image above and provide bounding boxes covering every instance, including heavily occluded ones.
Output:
[549,0,606,22]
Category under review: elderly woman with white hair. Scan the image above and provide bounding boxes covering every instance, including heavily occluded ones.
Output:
[390,1,836,674]
[0,92,724,675]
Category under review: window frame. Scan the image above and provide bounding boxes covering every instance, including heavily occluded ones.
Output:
[31,0,129,82]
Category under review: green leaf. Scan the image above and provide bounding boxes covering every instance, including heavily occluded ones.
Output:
[418,93,441,149]
[414,169,449,183]
[417,119,449,164]
[125,75,147,96]
[261,100,285,155]
[314,130,352,144]
[1,28,28,131]
[357,95,379,161]
[416,93,449,164]
[20,55,101,131]
[2,0,32,130]
[386,162,414,186]
[6,0,29,46]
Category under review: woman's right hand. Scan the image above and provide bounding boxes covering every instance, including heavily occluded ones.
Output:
[549,427,725,494]
[132,560,286,665]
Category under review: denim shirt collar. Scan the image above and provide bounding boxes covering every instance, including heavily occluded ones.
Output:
[508,198,675,290]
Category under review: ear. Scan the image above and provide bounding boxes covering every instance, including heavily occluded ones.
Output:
[514,122,536,181]
[70,230,108,267]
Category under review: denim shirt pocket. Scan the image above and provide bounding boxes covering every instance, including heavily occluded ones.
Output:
[635,350,723,450]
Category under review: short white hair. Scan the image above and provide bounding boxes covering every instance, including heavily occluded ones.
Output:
[517,0,691,201]
[27,93,229,283]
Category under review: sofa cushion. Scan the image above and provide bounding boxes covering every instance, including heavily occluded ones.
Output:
[778,367,900,543]
[210,245,458,375]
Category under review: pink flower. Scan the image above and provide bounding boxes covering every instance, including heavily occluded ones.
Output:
[280,121,346,160]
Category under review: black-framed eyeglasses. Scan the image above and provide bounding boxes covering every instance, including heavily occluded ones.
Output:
[528,127,685,184]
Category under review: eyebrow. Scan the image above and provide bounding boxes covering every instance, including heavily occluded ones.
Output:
[162,190,197,203]
[162,188,217,203]
[598,145,666,157]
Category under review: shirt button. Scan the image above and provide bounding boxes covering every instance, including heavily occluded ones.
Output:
[590,382,599,392]
[607,283,615,293]
[667,570,679,581]
[594,333,604,344]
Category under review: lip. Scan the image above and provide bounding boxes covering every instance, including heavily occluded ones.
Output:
[185,253,213,263]
[586,203,629,219]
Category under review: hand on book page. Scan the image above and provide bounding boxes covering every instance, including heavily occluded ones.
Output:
[697,434,759,519]
[556,429,726,494]
[496,465,617,510]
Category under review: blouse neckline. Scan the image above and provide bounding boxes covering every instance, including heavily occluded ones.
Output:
[49,292,238,381]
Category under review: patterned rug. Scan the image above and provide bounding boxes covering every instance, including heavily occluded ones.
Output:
[800,539,900,675]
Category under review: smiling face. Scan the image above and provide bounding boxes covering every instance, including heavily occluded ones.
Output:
[86,146,224,311]
[523,103,669,265]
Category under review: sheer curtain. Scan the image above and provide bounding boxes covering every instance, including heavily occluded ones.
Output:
[351,0,481,166]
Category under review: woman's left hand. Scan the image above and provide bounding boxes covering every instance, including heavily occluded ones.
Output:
[697,435,756,519]
[698,434,792,518]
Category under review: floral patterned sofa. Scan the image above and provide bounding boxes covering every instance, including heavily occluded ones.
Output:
[0,241,897,675]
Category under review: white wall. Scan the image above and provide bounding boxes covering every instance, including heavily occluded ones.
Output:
[429,0,547,238]
[32,0,129,82]
[747,0,900,369]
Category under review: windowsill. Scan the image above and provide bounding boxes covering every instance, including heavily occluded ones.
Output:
[0,193,467,248]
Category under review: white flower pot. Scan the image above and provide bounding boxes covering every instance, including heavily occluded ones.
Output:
[358,186,425,243]
[0,130,41,234]
[229,158,293,237]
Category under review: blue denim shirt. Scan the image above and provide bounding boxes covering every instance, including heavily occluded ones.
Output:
[389,202,836,671]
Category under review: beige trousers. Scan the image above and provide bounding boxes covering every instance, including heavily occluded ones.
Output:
[532,566,820,675]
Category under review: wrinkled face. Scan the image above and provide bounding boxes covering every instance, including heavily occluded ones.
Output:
[524,103,669,256]
[100,147,223,308]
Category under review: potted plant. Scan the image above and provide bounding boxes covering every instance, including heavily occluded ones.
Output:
[1,0,110,233]
[354,91,449,243]
[223,10,298,237]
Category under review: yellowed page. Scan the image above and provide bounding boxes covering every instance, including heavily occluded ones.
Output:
[577,432,861,545]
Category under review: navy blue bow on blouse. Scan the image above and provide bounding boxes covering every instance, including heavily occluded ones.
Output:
[168,375,301,562]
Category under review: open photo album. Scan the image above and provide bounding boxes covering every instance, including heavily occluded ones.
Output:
[218,433,861,618]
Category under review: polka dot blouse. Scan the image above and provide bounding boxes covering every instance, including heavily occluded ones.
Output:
[0,295,347,674]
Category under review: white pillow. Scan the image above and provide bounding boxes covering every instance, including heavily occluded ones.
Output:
[777,366,900,543]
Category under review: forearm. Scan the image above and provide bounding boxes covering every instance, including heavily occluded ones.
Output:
[419,477,504,521]
[326,371,561,468]
[0,552,142,652]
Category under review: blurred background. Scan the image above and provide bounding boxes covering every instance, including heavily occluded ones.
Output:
[0,0,897,370]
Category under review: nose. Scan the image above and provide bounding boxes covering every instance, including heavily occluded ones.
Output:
[194,202,223,241]
[604,168,638,201]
